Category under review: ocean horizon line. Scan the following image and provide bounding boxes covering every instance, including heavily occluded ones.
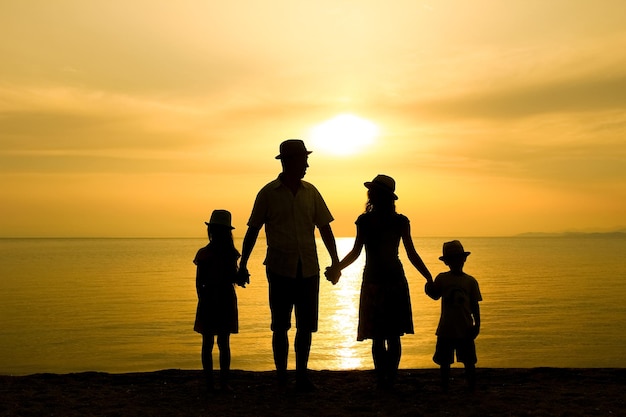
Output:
[1,231,625,240]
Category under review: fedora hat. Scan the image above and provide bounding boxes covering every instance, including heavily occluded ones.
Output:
[364,174,398,200]
[439,240,470,261]
[205,209,234,229]
[275,139,312,159]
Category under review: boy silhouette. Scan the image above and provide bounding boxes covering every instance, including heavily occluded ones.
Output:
[425,240,482,392]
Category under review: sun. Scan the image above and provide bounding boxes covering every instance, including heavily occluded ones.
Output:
[308,114,379,156]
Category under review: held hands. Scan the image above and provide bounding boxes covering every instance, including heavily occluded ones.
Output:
[324,265,341,285]
[235,267,250,288]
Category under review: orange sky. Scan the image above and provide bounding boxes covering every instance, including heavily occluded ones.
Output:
[1,1,625,237]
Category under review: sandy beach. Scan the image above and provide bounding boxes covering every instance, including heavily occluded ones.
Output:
[1,368,624,416]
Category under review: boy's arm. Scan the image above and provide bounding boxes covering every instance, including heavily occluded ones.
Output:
[471,301,481,338]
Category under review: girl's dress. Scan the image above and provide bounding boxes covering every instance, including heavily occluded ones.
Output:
[356,211,414,341]
[193,243,240,335]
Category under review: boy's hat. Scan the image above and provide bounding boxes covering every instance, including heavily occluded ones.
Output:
[364,174,398,200]
[275,139,312,159]
[205,209,234,229]
[439,240,470,261]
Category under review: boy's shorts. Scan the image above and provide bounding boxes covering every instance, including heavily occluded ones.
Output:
[266,267,320,332]
[433,336,477,365]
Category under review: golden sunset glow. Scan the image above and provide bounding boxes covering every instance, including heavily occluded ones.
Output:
[309,114,379,156]
[1,1,625,237]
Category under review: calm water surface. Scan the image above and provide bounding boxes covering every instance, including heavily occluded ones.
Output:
[1,236,625,375]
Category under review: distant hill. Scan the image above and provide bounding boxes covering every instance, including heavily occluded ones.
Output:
[516,230,626,238]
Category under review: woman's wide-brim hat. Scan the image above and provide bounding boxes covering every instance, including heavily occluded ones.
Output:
[439,240,470,261]
[275,139,312,159]
[205,209,234,229]
[364,174,398,200]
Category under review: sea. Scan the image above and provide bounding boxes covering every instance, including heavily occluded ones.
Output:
[1,236,625,376]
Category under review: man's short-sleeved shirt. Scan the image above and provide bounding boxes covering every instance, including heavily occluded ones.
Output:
[247,176,334,278]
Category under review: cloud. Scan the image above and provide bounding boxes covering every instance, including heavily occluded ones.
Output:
[0,85,204,149]
[416,74,626,120]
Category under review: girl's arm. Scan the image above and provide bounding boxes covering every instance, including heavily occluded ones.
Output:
[401,222,433,282]
[195,268,202,297]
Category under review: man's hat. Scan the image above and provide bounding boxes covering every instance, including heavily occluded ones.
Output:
[275,139,312,159]
[439,240,470,261]
[364,174,398,200]
[205,209,234,229]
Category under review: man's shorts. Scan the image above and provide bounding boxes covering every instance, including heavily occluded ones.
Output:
[433,336,477,365]
[266,267,320,332]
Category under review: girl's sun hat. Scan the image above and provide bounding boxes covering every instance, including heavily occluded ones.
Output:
[205,209,234,229]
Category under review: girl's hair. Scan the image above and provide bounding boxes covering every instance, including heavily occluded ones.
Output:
[365,189,396,214]
[208,225,236,250]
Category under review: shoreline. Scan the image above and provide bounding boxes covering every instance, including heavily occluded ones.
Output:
[2,368,624,416]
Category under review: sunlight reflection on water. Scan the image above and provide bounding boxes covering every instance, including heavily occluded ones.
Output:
[317,237,367,370]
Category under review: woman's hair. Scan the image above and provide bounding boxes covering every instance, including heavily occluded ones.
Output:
[365,189,396,214]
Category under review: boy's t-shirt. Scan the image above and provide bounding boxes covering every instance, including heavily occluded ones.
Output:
[429,271,482,338]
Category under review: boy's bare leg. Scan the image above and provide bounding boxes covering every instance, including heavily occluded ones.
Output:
[465,363,476,392]
[440,363,450,393]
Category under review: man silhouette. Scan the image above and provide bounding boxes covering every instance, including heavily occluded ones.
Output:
[237,139,340,392]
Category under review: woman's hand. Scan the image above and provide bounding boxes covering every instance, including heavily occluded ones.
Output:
[324,265,341,285]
